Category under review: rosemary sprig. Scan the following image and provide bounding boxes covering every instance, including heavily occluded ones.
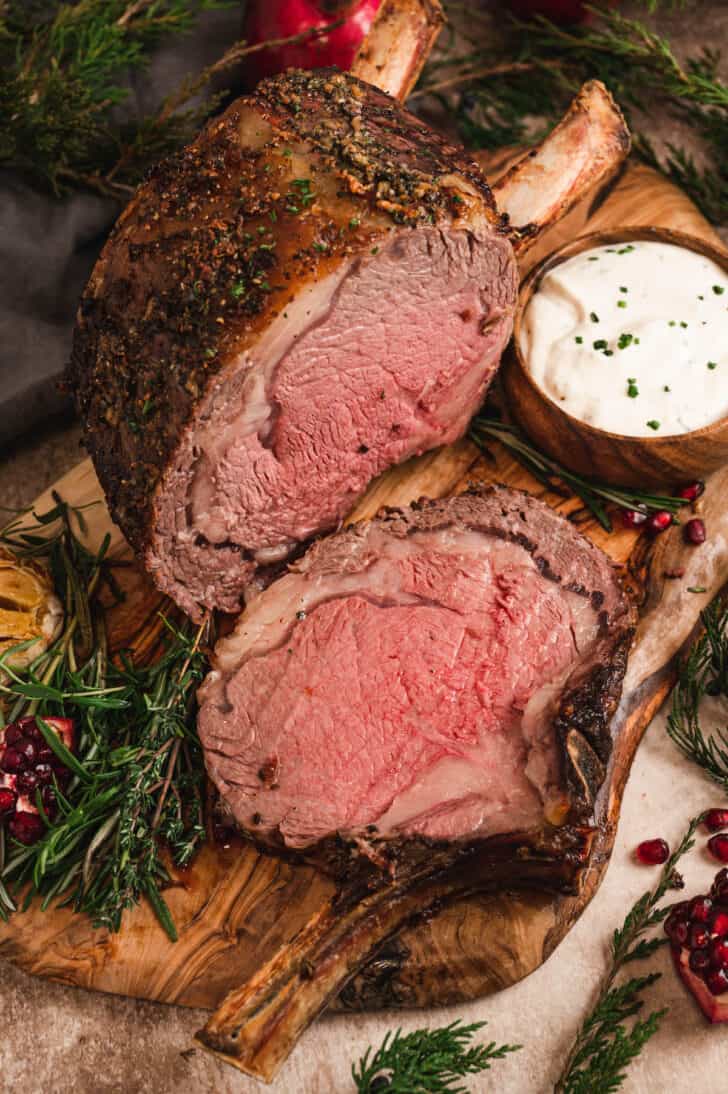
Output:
[667,599,728,793]
[352,1020,520,1094]
[555,815,701,1094]
[0,497,209,938]
[469,413,688,532]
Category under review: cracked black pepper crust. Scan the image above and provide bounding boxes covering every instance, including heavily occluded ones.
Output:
[69,68,504,559]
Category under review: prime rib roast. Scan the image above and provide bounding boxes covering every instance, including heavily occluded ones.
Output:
[68,21,633,1078]
[69,69,629,620]
[196,486,635,1079]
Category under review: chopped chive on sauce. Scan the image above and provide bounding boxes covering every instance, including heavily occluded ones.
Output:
[593,339,608,351]
[618,245,635,254]
[590,311,599,323]
[698,294,704,300]
[668,320,676,327]
[708,361,718,370]
[664,385,671,392]
[619,286,628,293]
[617,333,633,350]
[646,420,661,431]
[627,378,639,398]
[575,335,583,344]
[617,300,627,308]
[604,349,614,356]
[679,321,688,328]
[713,285,725,295]
[588,256,599,261]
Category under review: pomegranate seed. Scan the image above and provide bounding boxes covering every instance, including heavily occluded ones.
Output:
[3,724,23,746]
[704,810,728,833]
[690,896,714,923]
[36,745,53,763]
[671,920,690,947]
[35,763,53,785]
[690,948,711,974]
[647,510,673,536]
[710,909,728,936]
[41,785,57,817]
[710,938,728,969]
[622,508,648,529]
[16,737,38,765]
[1,747,27,774]
[711,869,728,899]
[636,838,670,865]
[678,481,705,502]
[690,924,710,950]
[0,786,17,816]
[684,518,706,545]
[8,811,44,845]
[705,968,728,996]
[708,835,728,864]
[664,905,689,942]
[16,770,39,794]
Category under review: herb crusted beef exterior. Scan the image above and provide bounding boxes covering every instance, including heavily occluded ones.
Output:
[198,485,635,868]
[70,70,517,618]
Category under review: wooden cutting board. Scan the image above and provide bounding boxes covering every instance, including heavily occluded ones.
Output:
[2,155,727,1016]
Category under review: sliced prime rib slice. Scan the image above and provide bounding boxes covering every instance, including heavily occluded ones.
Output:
[196,485,634,1079]
[69,70,629,620]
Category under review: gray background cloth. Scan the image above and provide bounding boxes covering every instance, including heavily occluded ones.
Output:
[0,5,245,452]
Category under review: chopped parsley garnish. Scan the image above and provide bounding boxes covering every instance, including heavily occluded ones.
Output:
[617,333,634,350]
[282,148,292,157]
[349,217,360,229]
[231,281,246,298]
[312,241,328,252]
[269,210,277,223]
[627,378,639,398]
[646,420,661,431]
[292,178,316,206]
[713,285,725,295]
[708,361,718,370]
[590,311,599,323]
[575,335,583,344]
[617,300,627,308]
[593,339,608,351]
[371,246,379,255]
[141,398,154,416]
[688,586,707,593]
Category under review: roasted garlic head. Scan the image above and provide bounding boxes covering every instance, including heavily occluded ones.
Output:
[0,549,63,670]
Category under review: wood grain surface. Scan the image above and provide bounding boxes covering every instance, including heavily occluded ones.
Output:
[1,154,727,1016]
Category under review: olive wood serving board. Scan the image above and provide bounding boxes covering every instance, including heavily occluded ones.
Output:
[2,155,727,1015]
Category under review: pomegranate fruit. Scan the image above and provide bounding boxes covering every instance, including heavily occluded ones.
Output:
[0,715,75,845]
[666,868,728,1022]
[646,510,673,537]
[243,0,382,87]
[636,838,670,865]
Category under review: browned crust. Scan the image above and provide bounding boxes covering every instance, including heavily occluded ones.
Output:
[69,69,500,560]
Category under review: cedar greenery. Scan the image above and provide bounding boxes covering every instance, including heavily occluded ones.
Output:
[555,815,701,1093]
[420,2,727,225]
[352,1020,520,1093]
[0,495,209,939]
[469,412,688,531]
[667,598,728,793]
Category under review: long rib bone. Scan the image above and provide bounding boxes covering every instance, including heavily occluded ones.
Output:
[493,80,631,254]
[196,832,593,1083]
[351,0,445,101]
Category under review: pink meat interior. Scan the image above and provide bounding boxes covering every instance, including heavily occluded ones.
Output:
[182,228,514,585]
[199,529,603,848]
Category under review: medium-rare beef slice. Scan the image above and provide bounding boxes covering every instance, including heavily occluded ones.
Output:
[69,69,517,619]
[198,484,634,872]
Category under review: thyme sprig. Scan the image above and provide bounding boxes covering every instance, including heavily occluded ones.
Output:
[555,815,701,1094]
[667,599,728,793]
[352,1020,520,1094]
[469,413,688,532]
[0,496,209,939]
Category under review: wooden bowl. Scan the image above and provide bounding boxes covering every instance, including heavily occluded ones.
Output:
[502,226,728,489]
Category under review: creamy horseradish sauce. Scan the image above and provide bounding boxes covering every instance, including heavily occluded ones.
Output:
[521,241,728,436]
